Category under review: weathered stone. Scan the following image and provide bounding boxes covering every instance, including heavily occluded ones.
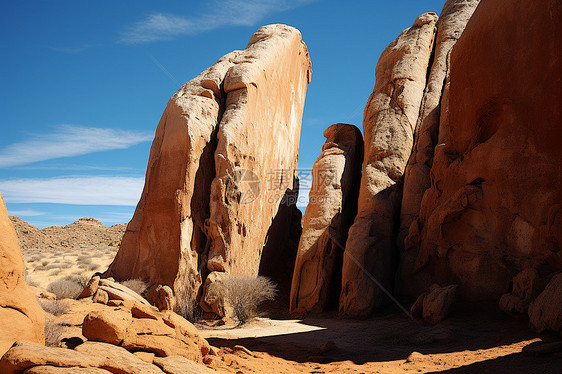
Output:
[422,284,458,324]
[529,273,562,333]
[153,356,216,374]
[78,276,100,299]
[82,309,133,345]
[403,0,562,300]
[199,271,230,317]
[398,0,480,293]
[104,51,241,309]
[133,351,155,364]
[98,279,150,305]
[74,342,164,374]
[499,268,546,314]
[206,24,312,280]
[0,341,102,374]
[339,13,438,317]
[105,24,311,317]
[154,285,175,312]
[24,367,112,373]
[131,304,160,320]
[290,124,363,313]
[92,289,109,305]
[0,193,45,356]
[399,0,480,242]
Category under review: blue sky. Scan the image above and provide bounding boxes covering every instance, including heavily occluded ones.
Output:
[1,0,445,228]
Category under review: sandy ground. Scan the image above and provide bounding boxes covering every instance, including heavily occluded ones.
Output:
[200,305,562,373]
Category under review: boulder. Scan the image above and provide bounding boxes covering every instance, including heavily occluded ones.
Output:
[422,284,458,324]
[82,303,210,362]
[528,273,562,333]
[0,193,45,356]
[499,268,546,314]
[403,0,562,300]
[74,341,164,374]
[0,340,167,374]
[290,124,363,313]
[105,24,311,315]
[82,309,133,345]
[398,0,480,293]
[0,341,103,374]
[339,13,438,317]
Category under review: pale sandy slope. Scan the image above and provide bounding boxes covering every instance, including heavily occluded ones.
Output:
[10,216,124,290]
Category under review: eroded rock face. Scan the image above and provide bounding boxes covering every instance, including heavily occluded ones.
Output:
[105,24,311,312]
[0,192,45,356]
[339,13,438,317]
[290,124,363,313]
[206,24,311,277]
[398,0,480,254]
[402,0,562,300]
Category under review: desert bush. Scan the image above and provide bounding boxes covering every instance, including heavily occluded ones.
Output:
[174,282,202,323]
[38,299,70,316]
[119,279,148,296]
[44,317,65,347]
[88,263,101,271]
[217,275,277,324]
[47,278,83,299]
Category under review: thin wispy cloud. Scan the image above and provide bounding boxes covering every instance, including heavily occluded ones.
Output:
[0,125,152,168]
[8,209,45,217]
[119,0,314,44]
[49,44,92,54]
[0,176,144,206]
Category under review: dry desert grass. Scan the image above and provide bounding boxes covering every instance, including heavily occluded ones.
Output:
[11,216,125,291]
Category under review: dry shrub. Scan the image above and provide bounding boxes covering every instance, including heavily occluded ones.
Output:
[119,279,148,296]
[38,299,69,316]
[174,281,202,323]
[44,317,65,347]
[47,278,83,299]
[218,275,277,324]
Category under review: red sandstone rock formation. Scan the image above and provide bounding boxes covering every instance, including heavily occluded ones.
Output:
[339,12,438,317]
[0,193,45,356]
[290,124,363,313]
[105,24,311,315]
[401,0,562,301]
[399,0,480,251]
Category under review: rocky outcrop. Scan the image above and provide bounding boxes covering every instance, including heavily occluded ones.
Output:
[339,13,438,317]
[290,124,363,313]
[82,303,210,362]
[78,276,151,306]
[401,0,562,300]
[528,273,562,333]
[0,192,45,356]
[0,340,214,374]
[105,24,311,314]
[499,268,546,315]
[205,24,311,277]
[410,284,458,325]
[398,0,480,254]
